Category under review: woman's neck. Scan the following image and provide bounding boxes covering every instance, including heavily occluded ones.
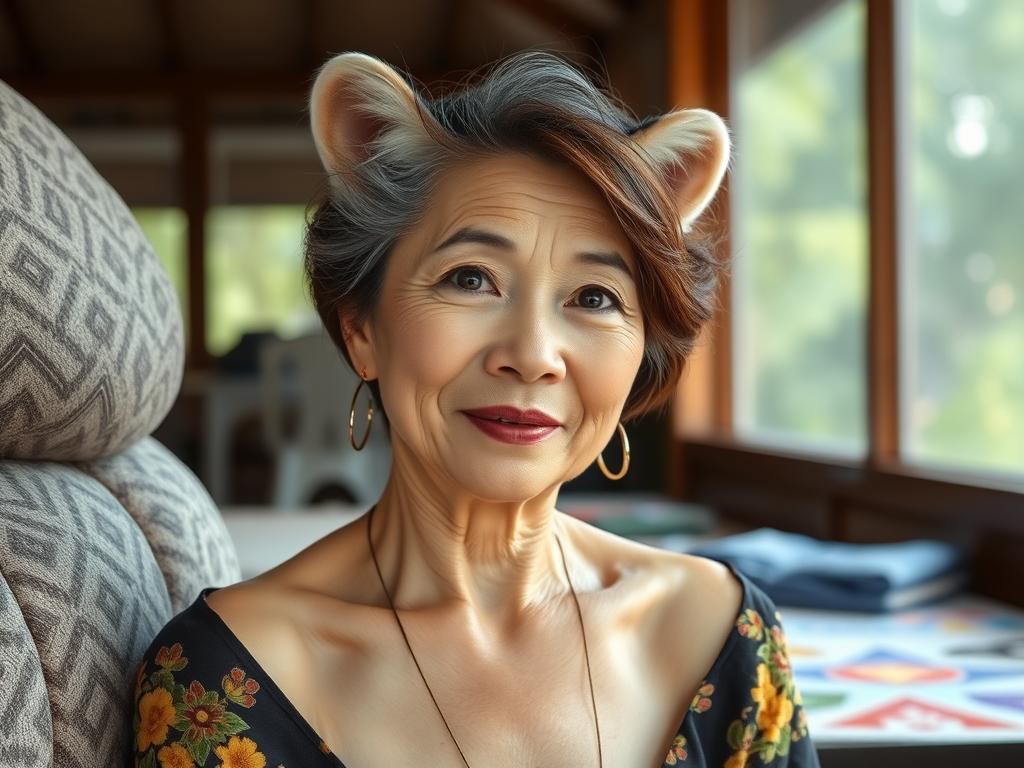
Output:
[367,458,573,632]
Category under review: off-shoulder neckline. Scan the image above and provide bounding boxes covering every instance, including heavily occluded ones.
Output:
[194,557,751,768]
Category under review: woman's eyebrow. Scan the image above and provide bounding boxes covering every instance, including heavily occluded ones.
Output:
[431,225,515,254]
[430,225,634,280]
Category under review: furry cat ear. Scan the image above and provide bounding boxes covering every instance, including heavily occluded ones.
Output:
[308,52,437,191]
[631,108,732,234]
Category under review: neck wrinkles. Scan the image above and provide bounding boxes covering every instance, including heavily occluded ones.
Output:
[367,456,573,628]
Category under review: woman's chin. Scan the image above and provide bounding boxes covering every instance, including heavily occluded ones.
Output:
[445,462,562,504]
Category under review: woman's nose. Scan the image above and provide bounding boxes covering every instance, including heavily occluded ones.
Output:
[483,296,567,384]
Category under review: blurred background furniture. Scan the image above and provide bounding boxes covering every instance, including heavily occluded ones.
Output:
[259,329,391,510]
[0,79,240,767]
[181,367,272,504]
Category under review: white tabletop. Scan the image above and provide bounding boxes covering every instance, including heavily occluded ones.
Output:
[220,503,368,579]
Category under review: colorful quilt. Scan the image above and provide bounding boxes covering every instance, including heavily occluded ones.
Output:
[779,594,1024,745]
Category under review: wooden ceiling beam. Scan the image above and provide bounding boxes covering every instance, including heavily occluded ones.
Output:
[3,68,448,100]
[434,0,464,75]
[499,0,598,40]
[300,0,317,73]
[500,0,612,73]
[1,0,42,73]
[3,72,308,99]
[153,0,181,72]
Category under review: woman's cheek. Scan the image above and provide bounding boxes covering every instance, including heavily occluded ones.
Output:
[574,325,644,407]
[392,307,477,386]
[377,307,474,437]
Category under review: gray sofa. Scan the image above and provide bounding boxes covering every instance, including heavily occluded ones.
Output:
[0,79,241,765]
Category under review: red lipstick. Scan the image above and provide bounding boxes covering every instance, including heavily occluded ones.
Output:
[460,405,561,445]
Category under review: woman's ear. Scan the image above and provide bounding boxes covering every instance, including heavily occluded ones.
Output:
[338,307,377,379]
[308,51,438,192]
[631,108,732,234]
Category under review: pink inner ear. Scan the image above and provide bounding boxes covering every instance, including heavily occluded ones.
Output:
[664,158,700,212]
[334,82,388,168]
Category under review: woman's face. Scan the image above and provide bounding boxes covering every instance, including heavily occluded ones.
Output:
[352,152,645,502]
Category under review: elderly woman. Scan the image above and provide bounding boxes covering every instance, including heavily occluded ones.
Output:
[131,51,819,768]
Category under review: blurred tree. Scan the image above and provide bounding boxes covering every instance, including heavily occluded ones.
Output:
[905,0,1024,475]
[205,205,318,358]
[731,0,1022,477]
[732,0,868,454]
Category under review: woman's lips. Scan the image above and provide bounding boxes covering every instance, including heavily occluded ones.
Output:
[462,412,560,444]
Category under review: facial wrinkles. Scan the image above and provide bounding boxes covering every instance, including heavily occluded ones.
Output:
[363,155,646,615]
[431,179,639,316]
[395,157,640,442]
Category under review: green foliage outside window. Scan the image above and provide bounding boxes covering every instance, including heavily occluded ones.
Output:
[731,0,868,455]
[904,0,1024,476]
[205,205,318,358]
[733,0,1023,478]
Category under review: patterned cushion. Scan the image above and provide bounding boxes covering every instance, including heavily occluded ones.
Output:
[0,78,182,462]
[0,80,242,766]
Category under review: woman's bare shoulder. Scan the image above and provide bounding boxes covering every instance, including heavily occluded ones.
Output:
[202,576,337,716]
[632,547,744,680]
[558,512,743,655]
[205,530,388,659]
[203,577,313,661]
[557,510,740,593]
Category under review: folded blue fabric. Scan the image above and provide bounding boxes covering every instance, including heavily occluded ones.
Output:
[689,528,970,612]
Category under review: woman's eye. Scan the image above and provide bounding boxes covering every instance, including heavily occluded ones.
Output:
[576,286,622,312]
[441,268,621,312]
[444,266,495,294]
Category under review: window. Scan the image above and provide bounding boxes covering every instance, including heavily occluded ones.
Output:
[900,0,1024,478]
[204,205,318,358]
[728,0,869,457]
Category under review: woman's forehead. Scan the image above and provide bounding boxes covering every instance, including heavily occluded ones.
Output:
[421,153,634,250]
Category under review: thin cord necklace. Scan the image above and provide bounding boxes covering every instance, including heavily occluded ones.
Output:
[365,504,603,768]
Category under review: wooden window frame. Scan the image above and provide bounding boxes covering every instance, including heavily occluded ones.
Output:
[668,0,1024,606]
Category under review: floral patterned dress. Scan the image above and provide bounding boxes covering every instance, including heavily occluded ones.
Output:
[130,559,820,768]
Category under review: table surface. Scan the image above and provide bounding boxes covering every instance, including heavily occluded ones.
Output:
[218,502,1024,754]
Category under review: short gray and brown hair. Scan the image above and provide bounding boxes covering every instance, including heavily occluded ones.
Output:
[303,50,731,434]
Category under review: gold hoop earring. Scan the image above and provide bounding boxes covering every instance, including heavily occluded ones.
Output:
[597,421,630,481]
[349,368,374,451]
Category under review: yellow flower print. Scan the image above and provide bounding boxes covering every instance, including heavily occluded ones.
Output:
[214,735,267,768]
[750,664,794,744]
[663,734,688,765]
[137,687,176,751]
[690,682,714,714]
[725,748,749,768]
[736,609,764,641]
[157,743,195,768]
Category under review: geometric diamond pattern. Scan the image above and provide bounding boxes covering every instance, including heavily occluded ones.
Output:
[0,577,54,767]
[0,440,241,766]
[0,79,241,766]
[0,78,184,462]
[73,436,241,612]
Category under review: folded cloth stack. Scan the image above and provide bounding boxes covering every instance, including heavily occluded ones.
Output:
[689,528,970,613]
